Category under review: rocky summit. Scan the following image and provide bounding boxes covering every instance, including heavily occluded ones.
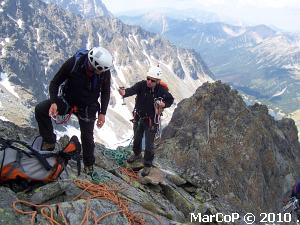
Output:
[156,81,300,215]
[0,119,248,225]
[1,81,300,224]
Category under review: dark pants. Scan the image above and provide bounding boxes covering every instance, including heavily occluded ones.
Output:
[132,118,157,166]
[35,99,96,167]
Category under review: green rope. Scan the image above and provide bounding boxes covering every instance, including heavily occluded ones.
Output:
[103,146,132,166]
[90,171,111,184]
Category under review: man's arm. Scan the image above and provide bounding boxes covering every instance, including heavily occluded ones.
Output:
[49,57,74,103]
[99,71,111,115]
[123,81,144,98]
[161,88,174,108]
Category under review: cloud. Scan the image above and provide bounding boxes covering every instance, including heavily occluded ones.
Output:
[193,0,300,9]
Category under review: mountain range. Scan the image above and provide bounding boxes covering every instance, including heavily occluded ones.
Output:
[0,0,214,147]
[120,12,300,115]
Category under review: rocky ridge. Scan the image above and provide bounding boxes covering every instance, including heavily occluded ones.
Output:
[156,81,300,215]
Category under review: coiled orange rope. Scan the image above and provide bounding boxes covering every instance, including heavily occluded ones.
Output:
[12,199,68,225]
[12,179,163,225]
[117,167,139,182]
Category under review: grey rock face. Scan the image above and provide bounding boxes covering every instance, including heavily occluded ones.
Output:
[43,0,112,18]
[156,81,300,213]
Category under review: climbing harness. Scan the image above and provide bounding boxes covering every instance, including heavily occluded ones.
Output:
[51,105,78,125]
[154,97,164,139]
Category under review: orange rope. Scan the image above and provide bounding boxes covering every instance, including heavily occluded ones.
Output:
[12,179,163,225]
[74,179,151,225]
[118,167,139,182]
[12,199,63,225]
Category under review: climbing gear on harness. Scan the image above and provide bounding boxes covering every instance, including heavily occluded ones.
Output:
[50,96,78,125]
[0,135,81,183]
[51,105,78,124]
[154,97,164,139]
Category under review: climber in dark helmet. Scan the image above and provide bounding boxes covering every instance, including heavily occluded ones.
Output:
[118,65,174,176]
[35,46,112,177]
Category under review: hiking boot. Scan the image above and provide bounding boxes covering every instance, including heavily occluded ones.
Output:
[83,165,102,183]
[141,166,151,177]
[127,153,142,163]
[41,142,55,151]
[83,165,94,176]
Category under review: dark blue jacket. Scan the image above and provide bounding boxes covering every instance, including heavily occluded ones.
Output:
[49,54,111,115]
[124,80,174,119]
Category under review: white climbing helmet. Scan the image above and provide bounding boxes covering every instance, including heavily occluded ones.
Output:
[88,47,113,73]
[147,66,162,80]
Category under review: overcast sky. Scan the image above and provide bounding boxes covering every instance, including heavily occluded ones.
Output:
[102,0,300,33]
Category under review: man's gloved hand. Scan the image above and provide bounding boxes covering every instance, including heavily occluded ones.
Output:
[97,113,105,128]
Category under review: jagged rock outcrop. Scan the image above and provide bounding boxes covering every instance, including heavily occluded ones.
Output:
[156,81,300,214]
[43,0,112,18]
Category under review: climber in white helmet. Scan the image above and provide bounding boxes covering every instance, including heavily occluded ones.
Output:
[35,47,113,179]
[118,65,174,176]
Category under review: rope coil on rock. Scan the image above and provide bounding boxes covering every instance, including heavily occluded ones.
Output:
[103,148,132,166]
[12,179,163,225]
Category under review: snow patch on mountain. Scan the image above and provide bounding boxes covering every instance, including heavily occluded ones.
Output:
[55,125,81,142]
[0,116,9,122]
[97,32,102,45]
[113,51,127,84]
[53,24,69,40]
[0,73,20,98]
[45,59,53,75]
[0,38,10,57]
[284,64,300,80]
[7,14,24,29]
[161,15,168,34]
[272,87,287,98]
[36,28,41,42]
[17,19,24,29]
[222,25,245,37]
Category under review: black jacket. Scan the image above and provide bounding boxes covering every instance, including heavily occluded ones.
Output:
[124,80,174,119]
[49,54,111,115]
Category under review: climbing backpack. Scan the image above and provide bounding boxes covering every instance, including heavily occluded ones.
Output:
[159,80,169,91]
[58,48,89,97]
[0,135,81,184]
